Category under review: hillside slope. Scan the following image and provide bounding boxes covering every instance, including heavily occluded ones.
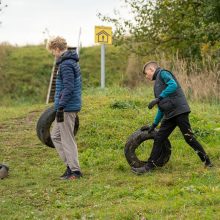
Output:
[0,88,220,219]
[0,44,129,105]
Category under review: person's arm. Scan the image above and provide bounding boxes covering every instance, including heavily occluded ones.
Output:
[59,63,75,109]
[144,109,164,133]
[153,108,164,126]
[148,71,178,109]
[159,71,178,98]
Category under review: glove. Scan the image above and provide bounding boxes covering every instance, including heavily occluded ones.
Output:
[148,123,157,133]
[56,107,64,123]
[140,125,149,131]
[148,98,160,109]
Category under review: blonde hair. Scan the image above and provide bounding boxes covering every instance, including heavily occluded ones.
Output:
[142,61,159,74]
[47,36,67,51]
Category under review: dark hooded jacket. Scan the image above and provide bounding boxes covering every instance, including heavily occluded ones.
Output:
[54,50,82,112]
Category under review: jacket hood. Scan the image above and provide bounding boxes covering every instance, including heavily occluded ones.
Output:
[56,50,79,65]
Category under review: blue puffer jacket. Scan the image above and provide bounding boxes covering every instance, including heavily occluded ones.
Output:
[54,50,82,112]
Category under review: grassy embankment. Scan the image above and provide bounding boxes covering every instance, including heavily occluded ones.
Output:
[0,87,220,219]
[0,44,128,105]
[0,44,220,219]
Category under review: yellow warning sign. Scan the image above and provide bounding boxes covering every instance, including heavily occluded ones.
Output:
[95,26,112,45]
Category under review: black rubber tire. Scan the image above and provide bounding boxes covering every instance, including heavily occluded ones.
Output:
[0,164,9,179]
[36,106,79,148]
[124,127,171,168]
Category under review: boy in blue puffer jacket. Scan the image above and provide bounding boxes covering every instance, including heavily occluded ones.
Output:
[132,61,213,174]
[47,36,82,180]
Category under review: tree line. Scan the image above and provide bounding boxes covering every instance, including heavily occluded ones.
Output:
[100,0,220,59]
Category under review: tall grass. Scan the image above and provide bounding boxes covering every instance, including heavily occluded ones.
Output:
[0,43,13,80]
[124,53,220,103]
[161,54,220,103]
[122,54,144,88]
[0,44,219,105]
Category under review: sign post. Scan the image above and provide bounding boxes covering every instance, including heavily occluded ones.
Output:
[101,44,105,88]
[95,26,112,88]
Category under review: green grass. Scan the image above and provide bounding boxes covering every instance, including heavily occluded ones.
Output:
[0,45,53,104]
[0,44,129,105]
[80,45,129,88]
[0,87,220,219]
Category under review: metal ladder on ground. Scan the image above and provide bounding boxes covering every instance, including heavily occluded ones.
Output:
[46,47,77,104]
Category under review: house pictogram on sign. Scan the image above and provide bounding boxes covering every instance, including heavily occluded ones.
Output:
[95,26,112,44]
[97,30,110,43]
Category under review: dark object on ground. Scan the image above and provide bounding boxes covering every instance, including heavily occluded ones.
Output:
[124,126,171,168]
[0,164,9,179]
[36,106,79,148]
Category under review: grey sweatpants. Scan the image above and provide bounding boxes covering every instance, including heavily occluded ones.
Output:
[51,112,80,172]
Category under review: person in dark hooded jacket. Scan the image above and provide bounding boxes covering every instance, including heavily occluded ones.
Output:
[47,36,82,180]
[132,61,213,175]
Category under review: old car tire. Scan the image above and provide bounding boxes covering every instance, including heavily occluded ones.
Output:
[0,164,9,179]
[124,127,171,168]
[36,106,79,148]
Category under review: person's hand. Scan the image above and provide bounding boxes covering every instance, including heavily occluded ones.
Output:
[140,125,149,131]
[148,98,160,109]
[56,107,64,123]
[148,123,157,133]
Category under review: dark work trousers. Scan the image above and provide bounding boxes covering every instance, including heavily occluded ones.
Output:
[148,113,209,166]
